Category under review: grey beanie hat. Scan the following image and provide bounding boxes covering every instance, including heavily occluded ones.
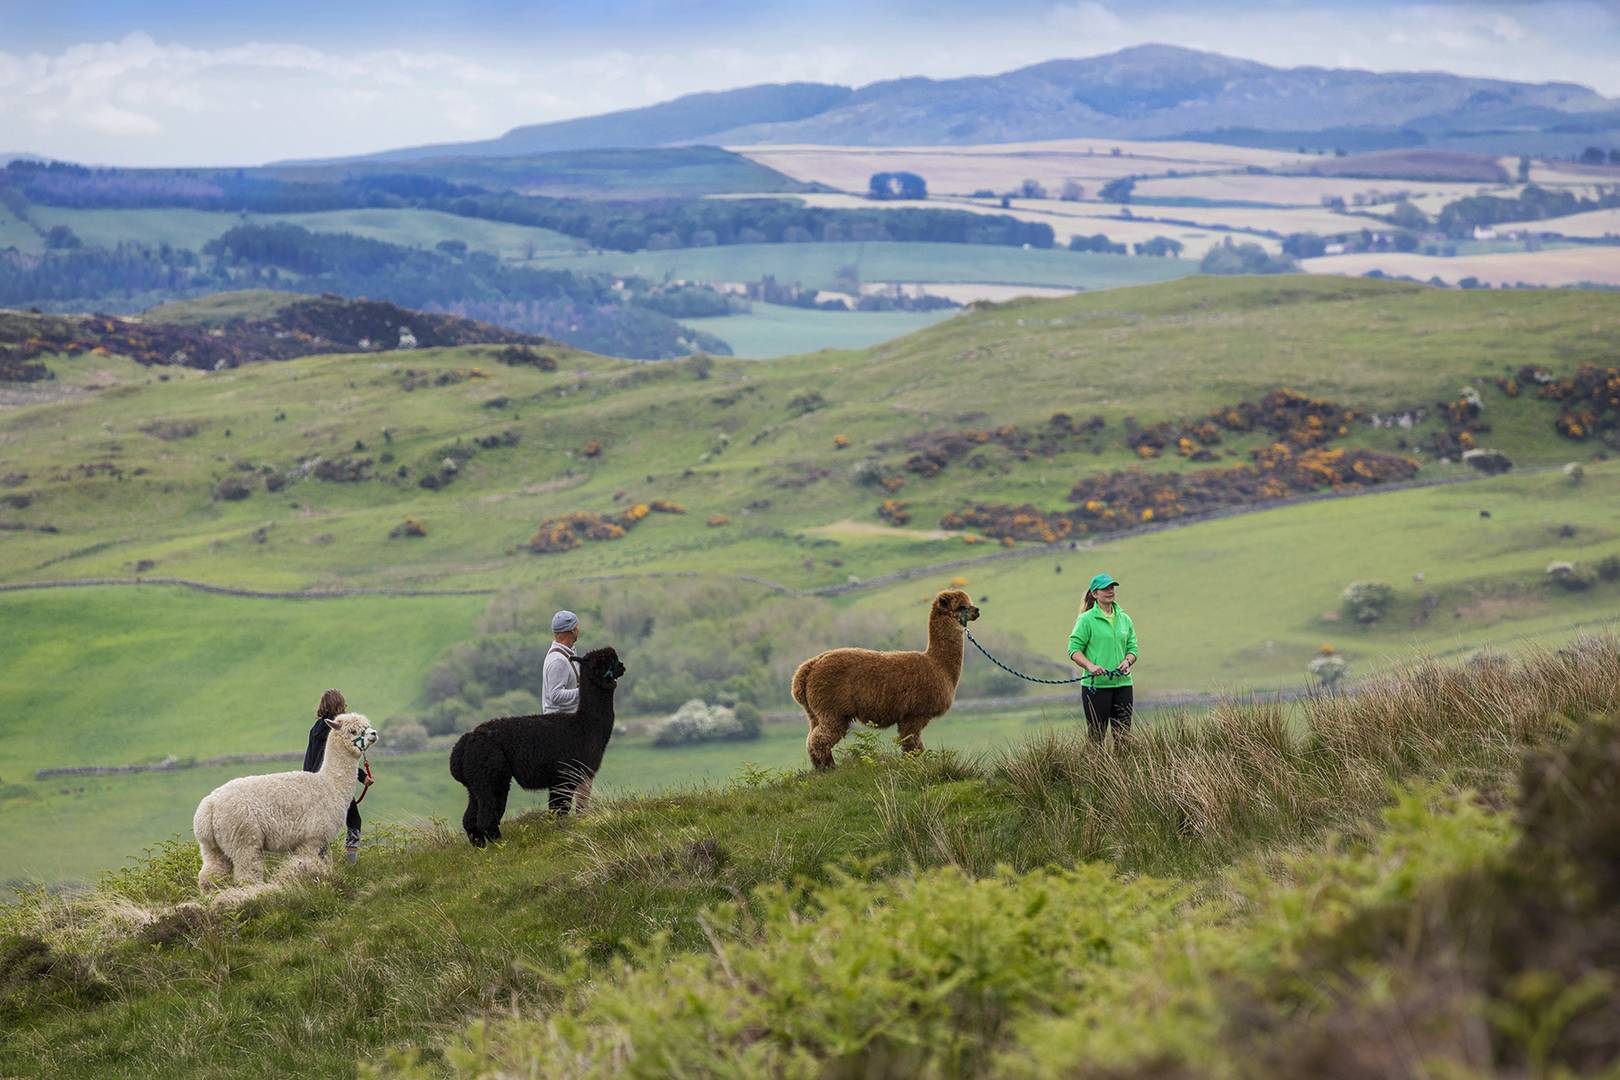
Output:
[551,609,579,633]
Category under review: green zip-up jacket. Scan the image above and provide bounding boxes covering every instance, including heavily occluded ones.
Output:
[1067,604,1138,688]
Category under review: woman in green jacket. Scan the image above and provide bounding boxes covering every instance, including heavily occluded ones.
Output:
[1067,572,1138,741]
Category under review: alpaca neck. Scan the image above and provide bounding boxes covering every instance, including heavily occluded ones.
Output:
[577,683,615,733]
[926,616,965,684]
[318,743,359,789]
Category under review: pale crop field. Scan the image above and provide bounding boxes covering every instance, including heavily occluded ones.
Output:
[1522,160,1620,188]
[765,192,1281,255]
[734,138,1307,196]
[1129,173,1499,209]
[1497,207,1620,239]
[1303,247,1620,286]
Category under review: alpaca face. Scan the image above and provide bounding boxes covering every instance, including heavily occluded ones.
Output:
[582,647,626,687]
[935,590,981,626]
[326,713,378,753]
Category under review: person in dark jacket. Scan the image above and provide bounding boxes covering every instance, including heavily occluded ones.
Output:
[303,688,368,863]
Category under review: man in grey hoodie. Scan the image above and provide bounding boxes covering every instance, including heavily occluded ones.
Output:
[542,609,581,714]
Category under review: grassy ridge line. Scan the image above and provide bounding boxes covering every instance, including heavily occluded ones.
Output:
[3,636,1615,1079]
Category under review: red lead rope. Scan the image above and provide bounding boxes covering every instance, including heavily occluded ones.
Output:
[354,755,375,804]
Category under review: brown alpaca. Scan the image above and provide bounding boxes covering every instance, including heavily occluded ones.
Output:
[792,589,980,770]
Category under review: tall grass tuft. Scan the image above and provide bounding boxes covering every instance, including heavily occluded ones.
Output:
[983,632,1620,876]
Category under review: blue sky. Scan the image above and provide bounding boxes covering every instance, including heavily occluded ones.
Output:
[2,1,1618,166]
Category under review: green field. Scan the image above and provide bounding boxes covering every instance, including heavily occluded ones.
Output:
[537,240,1199,291]
[0,203,43,254]
[684,301,958,357]
[23,205,585,260]
[269,146,810,199]
[851,464,1620,692]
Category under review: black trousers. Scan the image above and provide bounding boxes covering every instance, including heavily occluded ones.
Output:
[1082,685,1134,741]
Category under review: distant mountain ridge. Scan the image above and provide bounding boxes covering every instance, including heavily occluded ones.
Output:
[309,44,1620,165]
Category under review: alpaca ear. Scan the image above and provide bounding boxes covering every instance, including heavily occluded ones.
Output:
[324,717,340,730]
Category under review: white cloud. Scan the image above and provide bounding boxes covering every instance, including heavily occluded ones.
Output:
[1049,2,1126,34]
[0,32,551,164]
[80,101,163,136]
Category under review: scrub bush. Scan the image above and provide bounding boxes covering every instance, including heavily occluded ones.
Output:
[650,699,759,747]
[1341,581,1395,623]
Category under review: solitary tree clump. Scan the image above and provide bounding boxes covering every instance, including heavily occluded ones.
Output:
[1100,177,1135,204]
[867,172,927,200]
[1341,581,1395,624]
[1199,238,1298,275]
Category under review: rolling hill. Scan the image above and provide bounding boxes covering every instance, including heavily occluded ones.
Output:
[323,44,1620,164]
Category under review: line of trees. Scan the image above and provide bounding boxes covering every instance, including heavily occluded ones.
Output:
[1436,184,1620,238]
[2,161,1054,253]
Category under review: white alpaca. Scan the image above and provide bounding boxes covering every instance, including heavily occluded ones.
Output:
[193,713,377,890]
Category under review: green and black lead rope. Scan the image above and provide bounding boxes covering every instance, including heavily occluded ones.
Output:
[962,626,1125,687]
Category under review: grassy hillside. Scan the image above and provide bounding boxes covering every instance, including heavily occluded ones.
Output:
[683,301,956,357]
[4,275,1620,886]
[3,638,1617,1078]
[3,276,1616,595]
[279,147,816,199]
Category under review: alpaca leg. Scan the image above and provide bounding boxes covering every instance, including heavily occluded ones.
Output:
[462,792,484,846]
[571,774,594,815]
[476,780,510,842]
[807,713,851,771]
[279,839,328,880]
[548,784,573,815]
[231,846,266,885]
[197,841,232,891]
[897,719,927,756]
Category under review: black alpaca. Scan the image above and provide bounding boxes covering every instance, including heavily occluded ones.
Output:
[449,646,626,847]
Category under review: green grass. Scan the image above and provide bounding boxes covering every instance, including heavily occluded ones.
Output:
[0,204,42,254]
[142,289,305,325]
[273,146,810,199]
[4,276,1614,599]
[22,205,584,261]
[536,241,1198,291]
[3,639,1616,1079]
[683,302,958,357]
[852,463,1620,694]
[0,588,486,775]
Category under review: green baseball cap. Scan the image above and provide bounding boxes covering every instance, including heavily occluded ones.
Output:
[1088,573,1120,591]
